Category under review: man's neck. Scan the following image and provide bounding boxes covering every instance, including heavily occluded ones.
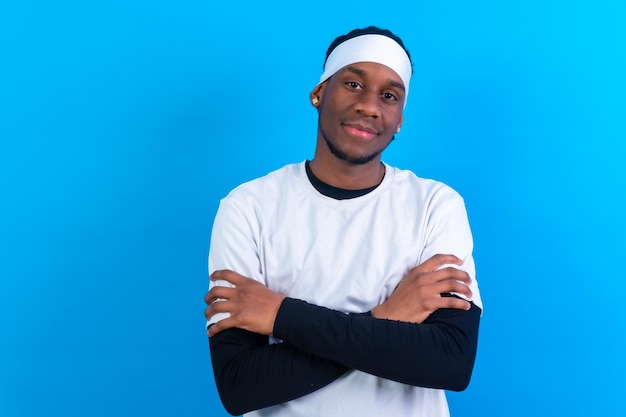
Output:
[307,157,386,190]
[305,161,382,200]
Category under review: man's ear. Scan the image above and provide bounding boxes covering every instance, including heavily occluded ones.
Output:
[397,113,403,132]
[309,83,325,108]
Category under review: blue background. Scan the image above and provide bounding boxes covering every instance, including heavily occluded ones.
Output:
[1,1,625,416]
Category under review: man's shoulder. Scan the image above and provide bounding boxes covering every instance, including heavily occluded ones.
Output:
[387,165,463,202]
[224,162,302,202]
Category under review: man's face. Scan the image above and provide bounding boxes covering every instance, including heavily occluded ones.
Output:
[312,61,405,165]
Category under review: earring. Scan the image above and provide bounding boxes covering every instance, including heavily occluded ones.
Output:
[312,97,319,105]
[395,126,401,134]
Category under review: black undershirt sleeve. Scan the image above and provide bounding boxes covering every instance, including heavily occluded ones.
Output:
[209,296,480,415]
[274,296,481,390]
[209,328,350,416]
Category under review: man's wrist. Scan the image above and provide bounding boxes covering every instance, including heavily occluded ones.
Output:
[370,305,385,319]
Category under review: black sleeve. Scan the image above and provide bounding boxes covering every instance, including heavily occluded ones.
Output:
[209,327,350,416]
[274,296,481,391]
[209,297,480,415]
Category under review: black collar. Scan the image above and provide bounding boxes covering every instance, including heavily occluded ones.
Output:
[305,160,382,200]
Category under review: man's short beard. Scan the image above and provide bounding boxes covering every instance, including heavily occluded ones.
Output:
[321,127,392,165]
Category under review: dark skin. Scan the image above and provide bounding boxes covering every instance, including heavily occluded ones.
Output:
[205,62,473,337]
[308,62,404,189]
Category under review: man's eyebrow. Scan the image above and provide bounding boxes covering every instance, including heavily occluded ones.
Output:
[343,65,405,92]
[344,65,366,76]
[389,80,405,92]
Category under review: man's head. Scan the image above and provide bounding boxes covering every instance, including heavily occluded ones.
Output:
[318,26,413,108]
[309,27,412,166]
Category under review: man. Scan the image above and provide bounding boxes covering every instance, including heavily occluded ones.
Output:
[205,26,482,417]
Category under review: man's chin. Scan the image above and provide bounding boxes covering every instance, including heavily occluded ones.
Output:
[324,138,380,165]
[339,153,380,165]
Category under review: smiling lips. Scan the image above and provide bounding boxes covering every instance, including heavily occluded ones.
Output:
[342,122,379,140]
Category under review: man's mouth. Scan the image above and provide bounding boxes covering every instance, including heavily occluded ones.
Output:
[342,122,379,140]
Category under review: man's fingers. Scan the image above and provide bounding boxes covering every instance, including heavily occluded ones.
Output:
[207,318,236,337]
[205,297,233,315]
[440,296,472,311]
[210,269,241,284]
[204,286,236,305]
[204,301,221,321]
[204,298,239,327]
[417,254,462,272]
[436,278,473,299]
[408,266,471,287]
[432,267,472,284]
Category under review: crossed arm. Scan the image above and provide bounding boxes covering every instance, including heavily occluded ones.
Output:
[205,255,481,416]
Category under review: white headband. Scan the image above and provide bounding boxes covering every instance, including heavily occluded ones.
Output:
[319,34,412,107]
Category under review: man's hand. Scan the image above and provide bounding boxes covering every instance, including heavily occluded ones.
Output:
[205,270,286,337]
[371,254,473,323]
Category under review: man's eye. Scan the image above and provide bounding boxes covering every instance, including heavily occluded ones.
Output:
[346,81,361,89]
[382,92,397,101]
